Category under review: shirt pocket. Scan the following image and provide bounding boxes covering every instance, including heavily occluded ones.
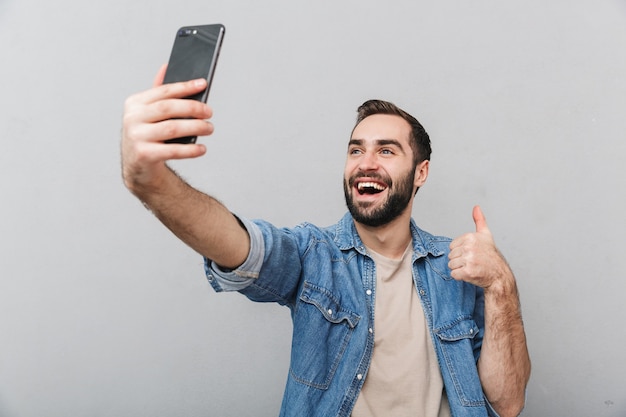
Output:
[289,282,361,390]
[434,317,486,407]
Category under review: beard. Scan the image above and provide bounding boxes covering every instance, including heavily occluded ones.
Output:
[343,167,416,227]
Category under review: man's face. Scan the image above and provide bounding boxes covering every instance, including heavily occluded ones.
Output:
[343,114,422,227]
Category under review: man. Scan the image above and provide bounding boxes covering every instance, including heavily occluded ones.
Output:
[121,68,531,417]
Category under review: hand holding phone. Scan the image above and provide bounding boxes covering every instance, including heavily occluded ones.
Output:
[162,24,225,144]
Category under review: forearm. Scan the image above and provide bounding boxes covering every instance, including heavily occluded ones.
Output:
[131,165,250,269]
[448,207,531,415]
[478,271,531,417]
[119,73,249,267]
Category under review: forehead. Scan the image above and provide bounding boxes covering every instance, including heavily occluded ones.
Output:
[351,114,412,145]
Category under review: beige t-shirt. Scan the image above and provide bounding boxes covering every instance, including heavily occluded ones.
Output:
[351,245,451,417]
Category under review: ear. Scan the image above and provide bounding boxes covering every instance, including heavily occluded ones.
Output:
[414,159,429,189]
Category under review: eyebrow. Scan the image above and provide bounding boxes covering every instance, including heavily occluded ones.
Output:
[348,138,405,148]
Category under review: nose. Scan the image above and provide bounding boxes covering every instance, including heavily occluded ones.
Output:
[358,151,379,172]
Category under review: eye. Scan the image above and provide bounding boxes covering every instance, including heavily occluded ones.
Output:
[380,148,394,155]
[349,147,363,155]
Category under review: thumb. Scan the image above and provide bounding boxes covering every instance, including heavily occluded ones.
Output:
[152,64,167,87]
[473,205,490,234]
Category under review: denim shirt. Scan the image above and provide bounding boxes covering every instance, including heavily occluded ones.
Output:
[205,213,499,417]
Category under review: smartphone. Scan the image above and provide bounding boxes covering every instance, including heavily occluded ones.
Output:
[162,24,225,144]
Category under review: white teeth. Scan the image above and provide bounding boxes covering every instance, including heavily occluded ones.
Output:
[357,182,385,191]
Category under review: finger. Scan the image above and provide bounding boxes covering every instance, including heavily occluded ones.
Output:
[122,99,212,145]
[447,246,462,260]
[134,118,214,144]
[448,257,464,271]
[449,232,471,250]
[156,142,208,161]
[131,78,209,107]
[133,141,208,164]
[449,269,465,282]
[473,205,490,234]
[153,64,168,87]
[141,98,213,124]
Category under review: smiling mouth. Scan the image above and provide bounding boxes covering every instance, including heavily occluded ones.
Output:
[356,181,387,195]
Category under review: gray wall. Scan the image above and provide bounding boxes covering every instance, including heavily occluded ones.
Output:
[1,0,625,416]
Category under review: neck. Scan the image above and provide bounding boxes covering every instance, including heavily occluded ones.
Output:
[354,211,413,259]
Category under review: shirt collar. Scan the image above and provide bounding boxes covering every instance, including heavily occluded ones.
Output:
[332,212,445,258]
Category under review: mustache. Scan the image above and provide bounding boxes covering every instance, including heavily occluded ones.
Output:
[347,172,392,188]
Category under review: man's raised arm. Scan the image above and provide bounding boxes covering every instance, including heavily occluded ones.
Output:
[448,206,531,417]
[120,67,249,269]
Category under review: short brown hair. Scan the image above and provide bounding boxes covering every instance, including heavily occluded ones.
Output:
[355,99,432,165]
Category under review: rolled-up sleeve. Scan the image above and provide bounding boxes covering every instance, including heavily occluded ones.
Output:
[204,216,265,292]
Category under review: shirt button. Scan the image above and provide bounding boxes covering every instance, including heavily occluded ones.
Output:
[366,289,372,296]
[369,328,373,334]
[419,289,426,296]
[469,328,474,334]
[357,374,363,380]
[328,309,333,315]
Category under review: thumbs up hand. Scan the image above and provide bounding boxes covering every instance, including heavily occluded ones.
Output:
[448,206,512,289]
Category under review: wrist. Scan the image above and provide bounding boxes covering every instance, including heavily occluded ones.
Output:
[483,269,519,304]
[126,164,179,205]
